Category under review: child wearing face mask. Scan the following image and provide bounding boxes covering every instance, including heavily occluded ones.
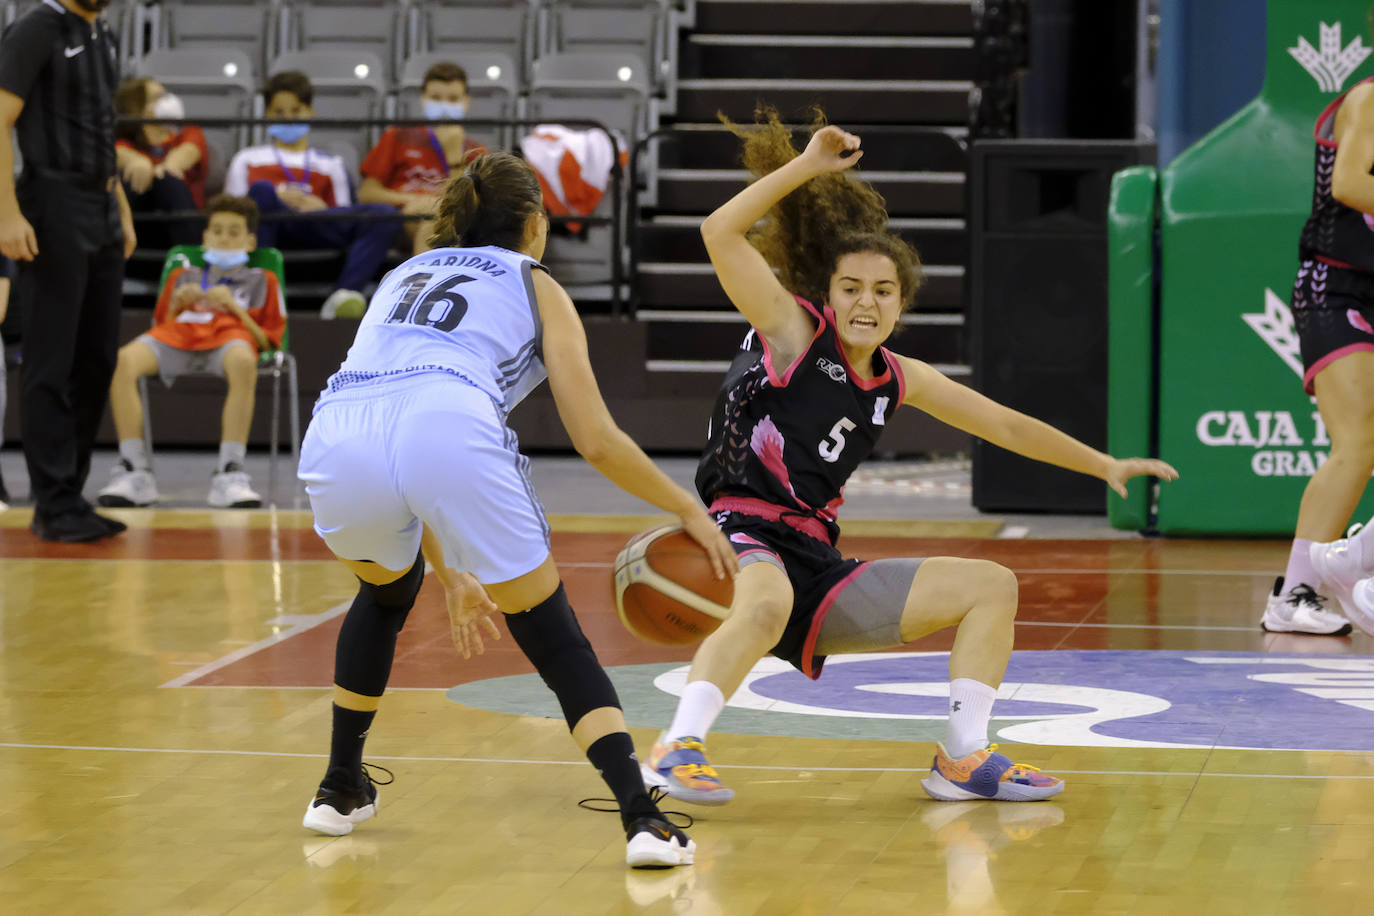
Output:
[358,61,489,255]
[99,195,285,510]
[114,78,206,249]
[224,70,401,319]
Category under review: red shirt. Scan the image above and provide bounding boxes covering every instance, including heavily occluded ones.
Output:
[116,126,209,208]
[361,127,487,195]
[148,265,285,353]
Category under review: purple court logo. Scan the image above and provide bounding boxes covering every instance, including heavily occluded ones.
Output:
[650,651,1374,751]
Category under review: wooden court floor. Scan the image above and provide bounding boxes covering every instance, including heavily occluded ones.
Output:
[1,508,1373,915]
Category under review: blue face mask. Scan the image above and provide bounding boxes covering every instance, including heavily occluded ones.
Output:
[267,122,310,145]
[422,99,467,122]
[203,248,250,269]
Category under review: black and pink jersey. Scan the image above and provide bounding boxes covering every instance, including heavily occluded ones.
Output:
[1299,75,1374,274]
[695,295,906,543]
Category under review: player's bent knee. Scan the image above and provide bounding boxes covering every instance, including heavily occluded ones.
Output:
[359,548,425,620]
[735,594,791,643]
[973,561,1019,617]
[505,583,621,728]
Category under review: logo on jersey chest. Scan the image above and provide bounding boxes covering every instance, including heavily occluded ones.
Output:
[816,356,848,383]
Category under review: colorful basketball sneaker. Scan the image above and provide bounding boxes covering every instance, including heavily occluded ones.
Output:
[302,764,392,836]
[1259,576,1352,636]
[625,815,696,869]
[641,735,735,806]
[921,743,1064,802]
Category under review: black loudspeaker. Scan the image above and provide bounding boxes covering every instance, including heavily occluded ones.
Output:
[969,140,1153,512]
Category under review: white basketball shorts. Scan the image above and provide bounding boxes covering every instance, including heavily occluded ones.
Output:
[298,372,551,584]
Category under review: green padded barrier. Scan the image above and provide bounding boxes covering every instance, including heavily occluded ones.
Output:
[1153,0,1374,534]
[1107,165,1159,530]
[159,245,290,361]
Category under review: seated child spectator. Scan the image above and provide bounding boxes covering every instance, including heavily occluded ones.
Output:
[99,195,284,509]
[115,77,207,249]
[359,61,488,255]
[225,70,399,318]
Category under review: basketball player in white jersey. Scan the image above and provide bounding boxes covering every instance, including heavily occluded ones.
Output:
[296,151,736,868]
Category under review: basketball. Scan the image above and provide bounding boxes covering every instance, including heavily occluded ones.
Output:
[613,525,734,645]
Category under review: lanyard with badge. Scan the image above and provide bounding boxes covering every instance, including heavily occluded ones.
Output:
[425,128,453,178]
[272,147,313,194]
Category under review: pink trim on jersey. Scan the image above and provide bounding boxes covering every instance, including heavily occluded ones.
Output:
[800,561,872,680]
[729,532,769,548]
[709,495,832,544]
[760,295,827,388]
[1314,76,1374,148]
[1305,342,1374,394]
[821,304,895,390]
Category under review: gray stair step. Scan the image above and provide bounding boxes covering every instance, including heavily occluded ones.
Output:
[675,78,972,124]
[694,0,975,37]
[634,261,964,310]
[653,168,966,216]
[682,34,975,81]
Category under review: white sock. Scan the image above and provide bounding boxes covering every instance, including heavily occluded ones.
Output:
[118,438,149,471]
[945,678,998,758]
[665,680,726,743]
[1283,538,1320,592]
[218,441,246,471]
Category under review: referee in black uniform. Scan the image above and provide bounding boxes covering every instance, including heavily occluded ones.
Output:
[0,0,136,542]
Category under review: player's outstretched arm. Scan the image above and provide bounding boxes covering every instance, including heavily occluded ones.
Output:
[535,271,737,578]
[896,354,1178,497]
[700,125,862,353]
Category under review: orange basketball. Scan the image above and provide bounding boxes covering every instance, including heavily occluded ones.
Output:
[613,524,734,646]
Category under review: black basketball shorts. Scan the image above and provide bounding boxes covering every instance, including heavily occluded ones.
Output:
[714,508,922,679]
[1292,258,1374,394]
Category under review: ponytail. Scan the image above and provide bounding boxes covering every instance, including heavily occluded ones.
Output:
[428,151,544,252]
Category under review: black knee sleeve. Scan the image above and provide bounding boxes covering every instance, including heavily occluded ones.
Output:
[505,583,622,729]
[362,547,426,619]
[334,549,425,696]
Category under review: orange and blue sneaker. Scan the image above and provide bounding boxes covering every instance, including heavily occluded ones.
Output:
[640,735,735,806]
[921,743,1064,802]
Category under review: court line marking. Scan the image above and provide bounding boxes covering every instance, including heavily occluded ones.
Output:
[0,556,1287,577]
[158,598,351,689]
[1,741,1371,779]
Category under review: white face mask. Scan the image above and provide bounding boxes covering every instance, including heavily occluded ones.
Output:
[422,99,467,122]
[203,248,250,269]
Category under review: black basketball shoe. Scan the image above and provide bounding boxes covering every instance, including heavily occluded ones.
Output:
[302,763,393,836]
[625,815,695,868]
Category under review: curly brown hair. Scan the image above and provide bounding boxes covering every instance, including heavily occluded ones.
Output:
[428,151,544,251]
[727,107,922,310]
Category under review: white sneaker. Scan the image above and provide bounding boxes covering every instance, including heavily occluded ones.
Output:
[208,464,262,508]
[320,288,367,319]
[1309,537,1374,619]
[1343,578,1374,636]
[1260,576,1353,635]
[97,460,158,507]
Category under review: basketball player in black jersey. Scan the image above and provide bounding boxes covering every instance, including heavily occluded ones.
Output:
[641,112,1178,805]
[1263,67,1374,638]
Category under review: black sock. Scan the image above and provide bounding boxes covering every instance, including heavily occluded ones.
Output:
[326,704,377,783]
[321,552,424,786]
[586,732,659,830]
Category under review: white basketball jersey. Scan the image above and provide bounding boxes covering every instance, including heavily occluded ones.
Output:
[329,246,547,411]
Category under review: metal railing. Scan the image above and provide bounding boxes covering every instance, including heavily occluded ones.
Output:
[115,116,629,313]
